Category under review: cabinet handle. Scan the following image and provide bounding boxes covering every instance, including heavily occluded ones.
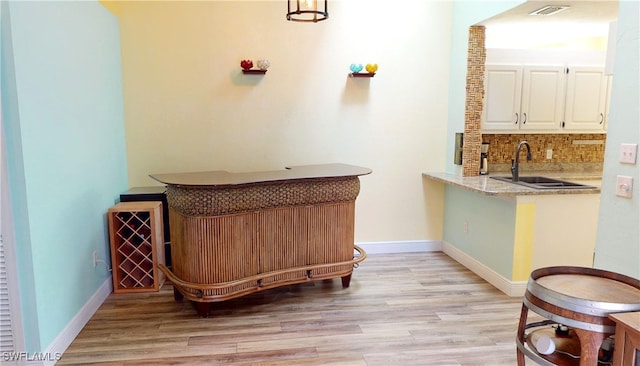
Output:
[599,113,604,124]
[523,113,527,124]
[515,113,519,124]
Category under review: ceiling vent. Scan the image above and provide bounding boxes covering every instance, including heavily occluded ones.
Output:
[529,5,570,16]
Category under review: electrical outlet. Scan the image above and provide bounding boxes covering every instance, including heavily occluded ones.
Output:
[463,221,469,234]
[616,175,633,198]
[93,250,98,268]
[546,149,553,159]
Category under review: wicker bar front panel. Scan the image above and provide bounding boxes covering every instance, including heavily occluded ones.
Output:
[307,203,356,277]
[166,176,360,216]
[256,206,309,286]
[160,177,366,305]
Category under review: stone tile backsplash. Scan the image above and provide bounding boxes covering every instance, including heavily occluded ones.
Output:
[483,134,606,174]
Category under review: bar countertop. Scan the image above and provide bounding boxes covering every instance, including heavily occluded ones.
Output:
[150,163,372,187]
[423,171,601,196]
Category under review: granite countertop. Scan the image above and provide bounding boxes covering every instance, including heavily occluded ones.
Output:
[422,171,601,196]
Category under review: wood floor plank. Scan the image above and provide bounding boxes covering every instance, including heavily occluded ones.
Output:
[188,324,362,346]
[58,253,525,365]
[119,347,319,366]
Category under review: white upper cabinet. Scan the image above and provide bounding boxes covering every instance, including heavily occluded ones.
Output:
[482,64,565,132]
[482,65,522,130]
[521,65,566,131]
[563,66,608,131]
[604,75,613,130]
[482,62,610,134]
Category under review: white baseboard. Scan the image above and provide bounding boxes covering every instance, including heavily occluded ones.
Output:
[357,240,442,254]
[41,278,112,366]
[442,241,526,297]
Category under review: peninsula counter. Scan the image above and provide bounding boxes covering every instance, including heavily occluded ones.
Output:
[423,171,601,297]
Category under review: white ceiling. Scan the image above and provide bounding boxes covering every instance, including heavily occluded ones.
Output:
[479,0,619,27]
[479,0,619,49]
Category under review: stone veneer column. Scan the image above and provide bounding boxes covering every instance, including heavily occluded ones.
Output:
[462,25,486,176]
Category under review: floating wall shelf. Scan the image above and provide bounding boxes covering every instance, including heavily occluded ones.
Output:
[242,69,267,75]
[350,72,375,78]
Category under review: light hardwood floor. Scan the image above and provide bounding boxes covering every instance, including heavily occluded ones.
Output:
[59,252,529,365]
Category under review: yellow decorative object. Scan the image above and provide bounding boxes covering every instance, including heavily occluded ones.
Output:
[365,63,378,73]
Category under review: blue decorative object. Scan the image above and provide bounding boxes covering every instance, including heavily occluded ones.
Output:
[350,64,363,73]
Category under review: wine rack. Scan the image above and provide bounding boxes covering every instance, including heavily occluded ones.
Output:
[108,201,165,293]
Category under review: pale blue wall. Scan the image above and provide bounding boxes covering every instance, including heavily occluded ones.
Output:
[440,1,525,281]
[443,185,516,279]
[445,1,525,174]
[594,1,640,279]
[0,0,41,350]
[1,0,127,351]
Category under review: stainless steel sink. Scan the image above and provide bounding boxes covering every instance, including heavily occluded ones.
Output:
[491,176,597,190]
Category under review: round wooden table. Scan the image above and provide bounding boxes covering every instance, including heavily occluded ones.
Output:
[516,266,640,366]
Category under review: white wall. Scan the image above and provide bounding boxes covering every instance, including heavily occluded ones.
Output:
[116,1,452,243]
[485,49,606,65]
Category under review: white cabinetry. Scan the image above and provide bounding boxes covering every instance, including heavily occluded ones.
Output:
[604,75,613,130]
[482,65,522,130]
[482,64,610,133]
[482,64,565,132]
[563,66,608,131]
[521,65,566,131]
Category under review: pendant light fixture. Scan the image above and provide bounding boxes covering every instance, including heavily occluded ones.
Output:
[286,0,328,22]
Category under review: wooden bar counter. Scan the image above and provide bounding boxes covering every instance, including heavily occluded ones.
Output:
[150,163,371,316]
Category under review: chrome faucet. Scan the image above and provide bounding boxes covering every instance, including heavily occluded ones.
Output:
[511,141,532,181]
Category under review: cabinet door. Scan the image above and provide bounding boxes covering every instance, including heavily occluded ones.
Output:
[604,75,613,130]
[564,66,608,131]
[482,64,522,131]
[520,65,566,131]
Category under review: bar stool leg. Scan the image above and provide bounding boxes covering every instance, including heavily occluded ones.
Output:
[573,328,608,366]
[516,303,529,366]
